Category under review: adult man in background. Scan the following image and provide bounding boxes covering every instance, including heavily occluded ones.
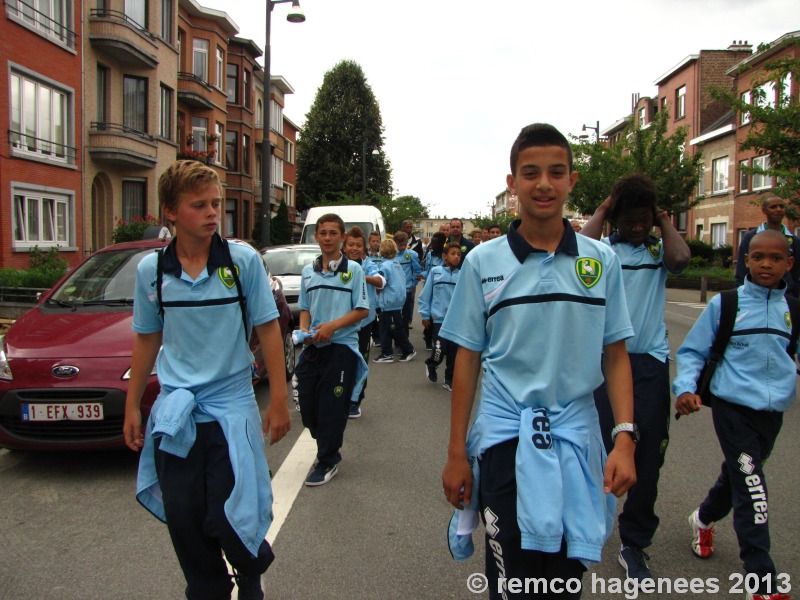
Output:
[446,218,474,268]
[402,220,424,264]
[735,196,800,297]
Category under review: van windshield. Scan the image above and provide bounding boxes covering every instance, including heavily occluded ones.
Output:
[301,222,374,244]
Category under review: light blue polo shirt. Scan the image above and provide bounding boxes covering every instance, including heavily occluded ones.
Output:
[440,220,633,411]
[602,232,674,362]
[133,235,278,390]
[299,254,369,350]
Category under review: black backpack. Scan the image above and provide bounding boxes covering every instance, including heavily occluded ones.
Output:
[695,289,800,406]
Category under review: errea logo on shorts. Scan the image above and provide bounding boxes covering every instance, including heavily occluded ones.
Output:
[481,275,504,284]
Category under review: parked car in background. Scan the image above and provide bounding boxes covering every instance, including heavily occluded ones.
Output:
[260,244,320,322]
[299,205,386,244]
[0,238,294,451]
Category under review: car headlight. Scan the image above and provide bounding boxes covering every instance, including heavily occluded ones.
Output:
[0,336,13,381]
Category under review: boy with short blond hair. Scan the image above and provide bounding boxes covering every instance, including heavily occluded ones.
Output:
[373,239,415,363]
[295,214,369,485]
[675,229,797,600]
[393,230,422,336]
[124,160,290,600]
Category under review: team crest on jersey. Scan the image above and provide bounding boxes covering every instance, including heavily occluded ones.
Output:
[575,258,603,288]
[334,385,344,398]
[785,311,792,330]
[647,241,662,259]
[340,270,353,284]
[218,265,239,288]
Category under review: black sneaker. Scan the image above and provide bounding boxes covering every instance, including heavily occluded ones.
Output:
[426,363,437,383]
[618,544,653,584]
[348,403,362,419]
[373,354,394,363]
[234,573,264,600]
[399,350,416,362]
[442,381,452,391]
[305,462,339,487]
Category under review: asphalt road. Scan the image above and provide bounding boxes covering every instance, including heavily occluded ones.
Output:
[0,288,798,600]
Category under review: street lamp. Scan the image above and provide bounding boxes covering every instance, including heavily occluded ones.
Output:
[259,0,305,249]
[361,141,379,204]
[581,120,600,143]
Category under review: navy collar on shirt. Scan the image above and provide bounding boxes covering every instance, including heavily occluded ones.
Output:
[506,219,579,264]
[160,233,230,277]
[608,231,659,247]
[314,253,350,275]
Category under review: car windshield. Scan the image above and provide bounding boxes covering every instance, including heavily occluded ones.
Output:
[48,247,155,306]
[263,248,319,276]
[301,222,373,244]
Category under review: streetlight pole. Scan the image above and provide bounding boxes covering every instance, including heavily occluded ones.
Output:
[259,0,304,249]
[361,141,367,204]
[581,120,600,143]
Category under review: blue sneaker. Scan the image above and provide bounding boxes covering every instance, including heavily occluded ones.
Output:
[348,403,362,419]
[305,462,339,487]
[619,545,653,584]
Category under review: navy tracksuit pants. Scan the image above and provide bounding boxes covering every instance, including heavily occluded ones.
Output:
[699,395,783,587]
[155,422,274,600]
[479,438,586,599]
[294,343,358,467]
[594,353,670,550]
[425,322,457,384]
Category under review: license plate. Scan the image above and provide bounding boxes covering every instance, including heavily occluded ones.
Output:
[21,403,104,422]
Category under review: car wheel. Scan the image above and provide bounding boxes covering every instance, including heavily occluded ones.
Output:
[284,325,296,381]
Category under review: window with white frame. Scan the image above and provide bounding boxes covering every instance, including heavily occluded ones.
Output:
[638,107,646,127]
[697,164,705,197]
[191,116,207,152]
[757,82,776,109]
[711,223,726,248]
[677,211,687,232]
[159,84,173,140]
[226,63,238,103]
[739,159,749,192]
[676,86,686,119]
[779,73,792,107]
[225,199,236,237]
[10,71,69,161]
[272,155,284,187]
[285,139,294,164]
[121,180,146,222]
[752,155,772,190]
[740,90,751,124]
[284,183,294,208]
[256,99,263,128]
[243,69,251,109]
[213,122,223,164]
[12,186,72,248]
[712,156,729,193]
[124,0,146,28]
[8,0,71,46]
[226,131,237,170]
[193,38,209,81]
[216,47,224,89]
[270,99,282,132]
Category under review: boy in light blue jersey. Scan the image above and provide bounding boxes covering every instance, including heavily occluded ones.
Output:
[374,239,415,363]
[674,230,796,600]
[367,230,384,346]
[343,226,385,418]
[441,123,636,599]
[421,231,447,350]
[394,230,422,336]
[294,213,369,486]
[123,160,290,600]
[418,242,461,389]
[580,173,690,582]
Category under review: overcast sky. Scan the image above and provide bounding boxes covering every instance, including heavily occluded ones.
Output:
[201,0,795,219]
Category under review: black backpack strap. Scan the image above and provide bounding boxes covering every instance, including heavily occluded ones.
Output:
[220,237,249,345]
[709,289,738,362]
[156,248,165,319]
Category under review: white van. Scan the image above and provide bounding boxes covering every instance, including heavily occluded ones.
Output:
[300,205,386,244]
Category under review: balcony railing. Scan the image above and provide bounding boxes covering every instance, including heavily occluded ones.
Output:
[90,121,153,141]
[89,7,156,41]
[5,0,77,49]
[88,122,157,168]
[7,129,77,163]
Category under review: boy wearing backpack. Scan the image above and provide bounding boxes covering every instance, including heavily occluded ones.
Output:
[674,229,797,600]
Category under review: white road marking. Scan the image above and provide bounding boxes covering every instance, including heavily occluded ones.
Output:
[229,428,316,598]
[667,301,707,309]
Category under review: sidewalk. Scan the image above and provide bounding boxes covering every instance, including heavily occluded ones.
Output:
[666,287,719,304]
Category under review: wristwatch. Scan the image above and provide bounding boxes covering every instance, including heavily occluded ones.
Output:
[611,422,640,444]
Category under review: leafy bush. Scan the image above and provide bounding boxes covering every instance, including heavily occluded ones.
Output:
[112,215,163,244]
[0,267,64,289]
[28,246,68,278]
[686,238,714,261]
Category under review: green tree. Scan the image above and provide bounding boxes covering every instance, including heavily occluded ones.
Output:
[713,39,800,206]
[296,60,392,210]
[469,212,516,233]
[270,201,292,246]
[568,109,703,216]
[377,195,429,235]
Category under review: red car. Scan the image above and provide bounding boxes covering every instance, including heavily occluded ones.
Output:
[0,238,294,451]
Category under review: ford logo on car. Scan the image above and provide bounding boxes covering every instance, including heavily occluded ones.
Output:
[52,365,79,378]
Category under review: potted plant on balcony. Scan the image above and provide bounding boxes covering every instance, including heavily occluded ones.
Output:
[186,133,195,149]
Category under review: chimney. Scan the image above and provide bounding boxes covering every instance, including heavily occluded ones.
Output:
[728,39,752,52]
